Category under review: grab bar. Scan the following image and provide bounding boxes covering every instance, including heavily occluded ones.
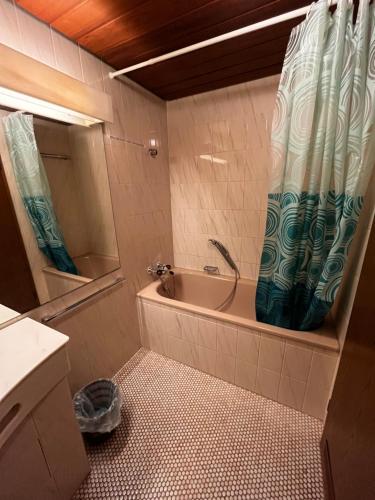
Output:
[41,277,125,324]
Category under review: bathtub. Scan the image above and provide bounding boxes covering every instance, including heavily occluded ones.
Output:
[137,268,339,420]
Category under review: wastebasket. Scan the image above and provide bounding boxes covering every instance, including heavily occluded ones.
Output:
[73,379,121,434]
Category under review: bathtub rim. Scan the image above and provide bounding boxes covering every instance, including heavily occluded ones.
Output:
[42,266,92,284]
[137,267,339,353]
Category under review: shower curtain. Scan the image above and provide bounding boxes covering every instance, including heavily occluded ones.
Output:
[3,112,78,275]
[256,0,375,331]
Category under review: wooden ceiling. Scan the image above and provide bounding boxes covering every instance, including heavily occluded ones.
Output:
[16,0,311,100]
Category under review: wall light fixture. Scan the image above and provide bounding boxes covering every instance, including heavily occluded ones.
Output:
[0,85,102,127]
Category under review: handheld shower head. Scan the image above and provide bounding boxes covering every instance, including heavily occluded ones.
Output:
[208,239,240,276]
[208,239,241,311]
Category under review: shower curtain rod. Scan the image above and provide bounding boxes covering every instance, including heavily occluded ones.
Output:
[109,1,338,79]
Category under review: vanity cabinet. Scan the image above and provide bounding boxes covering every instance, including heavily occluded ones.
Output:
[0,319,90,499]
[1,414,58,499]
[0,377,89,500]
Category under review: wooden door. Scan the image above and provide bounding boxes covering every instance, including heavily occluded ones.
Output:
[0,158,39,313]
[321,217,375,500]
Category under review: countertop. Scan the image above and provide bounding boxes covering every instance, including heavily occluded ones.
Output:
[0,304,20,324]
[0,317,69,402]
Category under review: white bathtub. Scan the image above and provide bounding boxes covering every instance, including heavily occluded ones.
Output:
[137,268,339,420]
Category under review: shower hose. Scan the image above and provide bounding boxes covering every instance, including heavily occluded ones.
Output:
[215,268,240,311]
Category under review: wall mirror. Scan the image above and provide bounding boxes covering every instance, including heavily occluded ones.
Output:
[0,108,120,324]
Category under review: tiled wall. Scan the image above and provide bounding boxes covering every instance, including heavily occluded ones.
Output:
[138,297,339,420]
[68,124,118,258]
[104,71,174,293]
[167,76,278,279]
[0,0,173,390]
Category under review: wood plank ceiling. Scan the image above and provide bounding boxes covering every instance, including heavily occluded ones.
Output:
[16,0,312,100]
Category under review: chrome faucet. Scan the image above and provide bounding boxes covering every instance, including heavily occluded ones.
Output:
[147,262,172,277]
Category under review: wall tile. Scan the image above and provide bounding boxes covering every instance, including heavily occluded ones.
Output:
[235,360,257,391]
[206,210,228,236]
[309,350,338,387]
[195,154,214,181]
[80,48,104,90]
[102,68,127,139]
[239,262,259,281]
[52,30,83,80]
[259,334,285,373]
[220,151,245,181]
[240,238,261,264]
[167,336,190,365]
[191,124,212,155]
[244,182,264,210]
[198,317,217,350]
[217,322,237,357]
[197,345,216,376]
[302,350,338,420]
[227,182,244,209]
[163,307,180,337]
[227,210,244,237]
[241,210,261,237]
[178,313,199,344]
[216,351,236,383]
[199,182,227,210]
[211,120,232,152]
[17,7,55,66]
[303,380,332,420]
[236,328,260,366]
[282,342,313,382]
[149,330,168,356]
[0,0,22,50]
[210,154,230,181]
[256,367,280,401]
[278,376,306,411]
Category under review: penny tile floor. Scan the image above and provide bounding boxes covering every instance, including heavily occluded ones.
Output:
[74,348,324,499]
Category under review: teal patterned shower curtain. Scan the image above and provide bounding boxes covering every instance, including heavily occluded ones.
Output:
[3,112,78,275]
[256,0,375,331]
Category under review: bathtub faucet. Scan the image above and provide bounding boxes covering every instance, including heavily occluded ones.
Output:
[147,262,172,277]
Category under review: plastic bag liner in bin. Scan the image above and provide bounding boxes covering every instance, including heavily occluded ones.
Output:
[73,379,121,434]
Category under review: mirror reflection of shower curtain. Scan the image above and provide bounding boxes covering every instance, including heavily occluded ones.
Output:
[3,112,78,275]
[256,0,375,331]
